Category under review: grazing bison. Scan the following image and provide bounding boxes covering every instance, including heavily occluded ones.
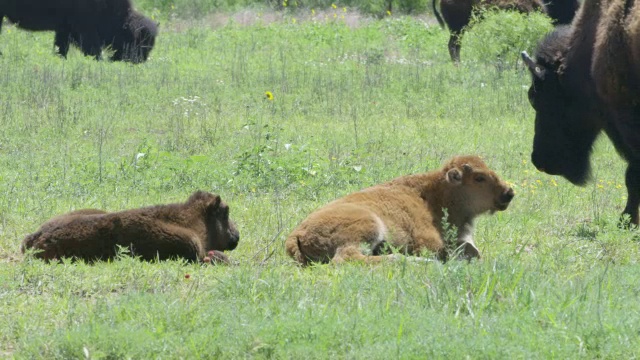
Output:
[432,0,547,62]
[21,191,240,263]
[521,0,640,225]
[285,155,514,265]
[0,0,157,63]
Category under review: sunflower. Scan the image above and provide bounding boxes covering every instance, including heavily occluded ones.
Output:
[265,91,274,100]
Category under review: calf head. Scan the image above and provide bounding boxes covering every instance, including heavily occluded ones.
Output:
[189,191,240,252]
[444,156,514,216]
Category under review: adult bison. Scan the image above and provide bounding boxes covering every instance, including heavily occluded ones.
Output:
[21,191,240,263]
[432,0,547,62]
[0,0,157,63]
[285,155,514,265]
[521,0,640,225]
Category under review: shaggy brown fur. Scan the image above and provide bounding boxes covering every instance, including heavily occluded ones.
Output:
[522,0,640,225]
[433,0,546,62]
[285,155,514,265]
[21,191,240,263]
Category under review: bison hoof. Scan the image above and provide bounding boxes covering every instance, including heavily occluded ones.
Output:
[204,250,231,265]
[618,214,638,230]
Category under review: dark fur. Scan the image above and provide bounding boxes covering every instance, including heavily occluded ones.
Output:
[523,0,640,225]
[0,0,157,63]
[21,191,240,263]
[432,0,547,62]
[545,0,580,25]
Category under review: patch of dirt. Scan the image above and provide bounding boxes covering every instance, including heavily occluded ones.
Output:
[167,8,439,32]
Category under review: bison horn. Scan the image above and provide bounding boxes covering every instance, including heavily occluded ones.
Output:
[521,51,545,79]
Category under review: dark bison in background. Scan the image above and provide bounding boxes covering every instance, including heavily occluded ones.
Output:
[545,0,580,25]
[432,0,578,63]
[21,191,240,263]
[0,0,158,63]
[522,0,640,225]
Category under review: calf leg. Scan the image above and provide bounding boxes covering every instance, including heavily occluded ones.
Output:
[622,162,640,226]
[332,245,386,263]
[332,245,432,264]
[454,224,481,259]
[126,224,204,262]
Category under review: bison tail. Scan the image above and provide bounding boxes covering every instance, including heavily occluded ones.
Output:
[432,0,445,28]
[284,234,308,266]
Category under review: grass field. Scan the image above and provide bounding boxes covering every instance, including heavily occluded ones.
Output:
[1,7,639,358]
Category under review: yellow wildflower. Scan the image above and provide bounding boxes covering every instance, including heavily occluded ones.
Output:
[265,91,274,100]
[387,10,391,15]
[332,3,337,9]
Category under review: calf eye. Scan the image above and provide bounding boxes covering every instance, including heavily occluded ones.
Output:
[474,175,486,183]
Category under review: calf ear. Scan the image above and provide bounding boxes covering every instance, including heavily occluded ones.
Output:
[446,168,462,185]
[205,195,222,213]
[207,195,222,210]
[521,51,546,80]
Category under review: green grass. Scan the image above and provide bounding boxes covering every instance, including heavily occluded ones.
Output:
[1,10,639,358]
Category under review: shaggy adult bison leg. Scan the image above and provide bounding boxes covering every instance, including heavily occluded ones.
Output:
[77,33,103,61]
[622,163,640,226]
[448,32,462,63]
[54,31,70,58]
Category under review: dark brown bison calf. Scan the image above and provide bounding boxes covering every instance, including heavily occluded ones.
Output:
[21,191,240,263]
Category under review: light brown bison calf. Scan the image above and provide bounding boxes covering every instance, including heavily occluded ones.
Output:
[285,155,514,265]
[21,191,240,263]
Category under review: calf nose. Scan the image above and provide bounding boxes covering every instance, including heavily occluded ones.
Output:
[500,188,515,203]
[228,232,240,250]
